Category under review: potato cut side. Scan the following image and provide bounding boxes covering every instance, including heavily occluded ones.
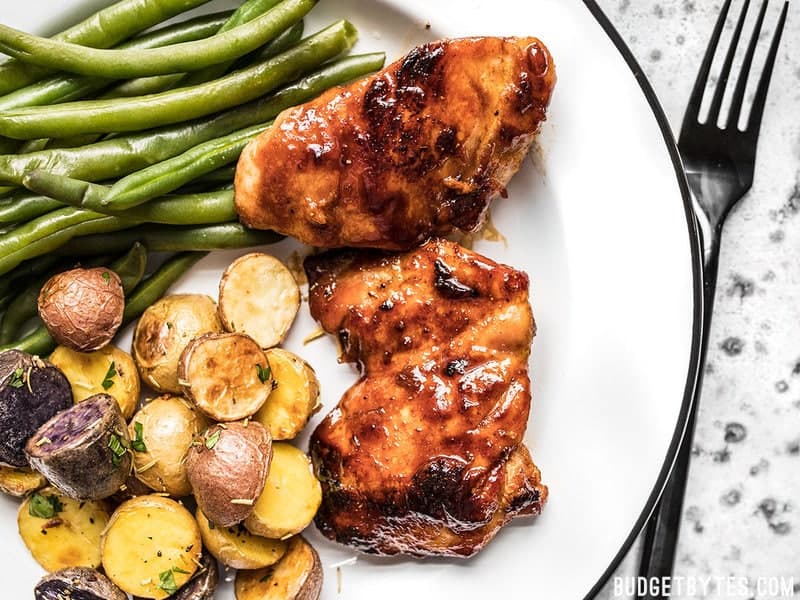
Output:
[0,466,45,497]
[244,443,321,539]
[196,507,287,570]
[132,294,223,394]
[235,536,323,600]
[179,332,273,421]
[18,486,110,572]
[253,348,321,441]
[218,253,300,349]
[101,495,202,599]
[129,395,209,497]
[50,345,140,420]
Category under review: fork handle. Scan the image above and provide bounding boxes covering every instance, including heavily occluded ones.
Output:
[635,209,721,599]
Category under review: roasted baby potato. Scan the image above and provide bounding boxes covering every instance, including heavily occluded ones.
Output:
[129,395,209,497]
[132,294,223,394]
[35,567,127,600]
[171,551,218,600]
[196,507,287,570]
[38,267,124,352]
[179,332,273,421]
[234,536,323,600]
[26,394,132,501]
[245,443,321,539]
[101,495,202,600]
[0,350,72,467]
[186,421,272,527]
[0,465,45,497]
[49,345,140,420]
[218,253,300,348]
[253,348,320,440]
[18,486,111,572]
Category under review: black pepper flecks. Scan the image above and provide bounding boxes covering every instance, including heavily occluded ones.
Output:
[721,488,742,506]
[776,380,789,393]
[749,458,770,476]
[757,498,793,535]
[720,337,745,356]
[650,49,663,61]
[726,274,755,300]
[682,0,696,13]
[685,505,704,534]
[786,439,800,455]
[724,422,747,443]
[769,176,800,224]
[713,447,731,463]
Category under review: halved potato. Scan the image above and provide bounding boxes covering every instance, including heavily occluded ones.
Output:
[129,395,209,497]
[234,536,322,600]
[218,253,300,349]
[49,345,140,419]
[179,333,273,421]
[196,507,287,570]
[244,443,321,539]
[0,466,45,497]
[132,294,223,394]
[18,486,111,572]
[101,495,202,600]
[253,348,321,440]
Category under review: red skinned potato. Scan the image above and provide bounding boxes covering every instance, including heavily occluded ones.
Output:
[186,421,272,527]
[38,267,124,352]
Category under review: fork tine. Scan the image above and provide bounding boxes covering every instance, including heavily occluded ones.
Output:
[681,0,733,125]
[727,0,769,129]
[745,1,789,134]
[706,0,751,124]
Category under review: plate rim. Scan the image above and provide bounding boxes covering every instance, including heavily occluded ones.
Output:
[579,1,705,597]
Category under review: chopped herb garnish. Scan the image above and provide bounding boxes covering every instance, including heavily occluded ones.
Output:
[28,493,63,519]
[158,569,178,595]
[205,430,221,450]
[9,367,24,389]
[255,364,271,384]
[132,421,147,453]
[101,271,111,284]
[166,322,173,330]
[108,433,127,467]
[172,567,190,575]
[101,361,116,390]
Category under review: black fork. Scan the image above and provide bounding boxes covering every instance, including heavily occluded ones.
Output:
[636,1,789,597]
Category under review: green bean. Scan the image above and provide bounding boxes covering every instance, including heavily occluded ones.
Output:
[193,166,237,186]
[0,0,316,80]
[122,252,207,324]
[0,244,148,355]
[0,192,62,224]
[0,255,61,299]
[0,0,215,96]
[0,20,357,141]
[108,122,270,209]
[61,223,283,256]
[23,171,236,225]
[0,208,138,277]
[0,12,233,114]
[0,52,384,186]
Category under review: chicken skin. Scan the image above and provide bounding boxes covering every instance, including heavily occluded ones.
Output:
[305,238,547,557]
[235,37,556,250]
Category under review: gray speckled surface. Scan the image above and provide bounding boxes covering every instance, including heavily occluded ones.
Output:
[593,0,800,598]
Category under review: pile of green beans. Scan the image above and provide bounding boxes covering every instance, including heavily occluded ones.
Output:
[0,0,386,353]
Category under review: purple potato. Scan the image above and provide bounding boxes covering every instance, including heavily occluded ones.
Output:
[26,394,131,500]
[0,350,72,467]
[35,567,127,600]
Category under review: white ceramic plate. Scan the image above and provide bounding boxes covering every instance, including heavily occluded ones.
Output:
[0,1,701,598]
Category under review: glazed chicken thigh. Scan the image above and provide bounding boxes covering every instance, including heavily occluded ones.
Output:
[305,238,547,557]
[235,36,556,250]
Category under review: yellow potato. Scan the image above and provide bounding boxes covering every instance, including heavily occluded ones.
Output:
[49,345,140,419]
[218,253,300,348]
[0,466,45,497]
[102,495,202,599]
[245,443,321,539]
[253,348,320,440]
[129,395,208,497]
[18,486,110,572]
[235,536,323,600]
[196,507,287,570]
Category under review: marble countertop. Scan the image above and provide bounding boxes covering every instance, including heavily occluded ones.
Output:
[592,0,800,598]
